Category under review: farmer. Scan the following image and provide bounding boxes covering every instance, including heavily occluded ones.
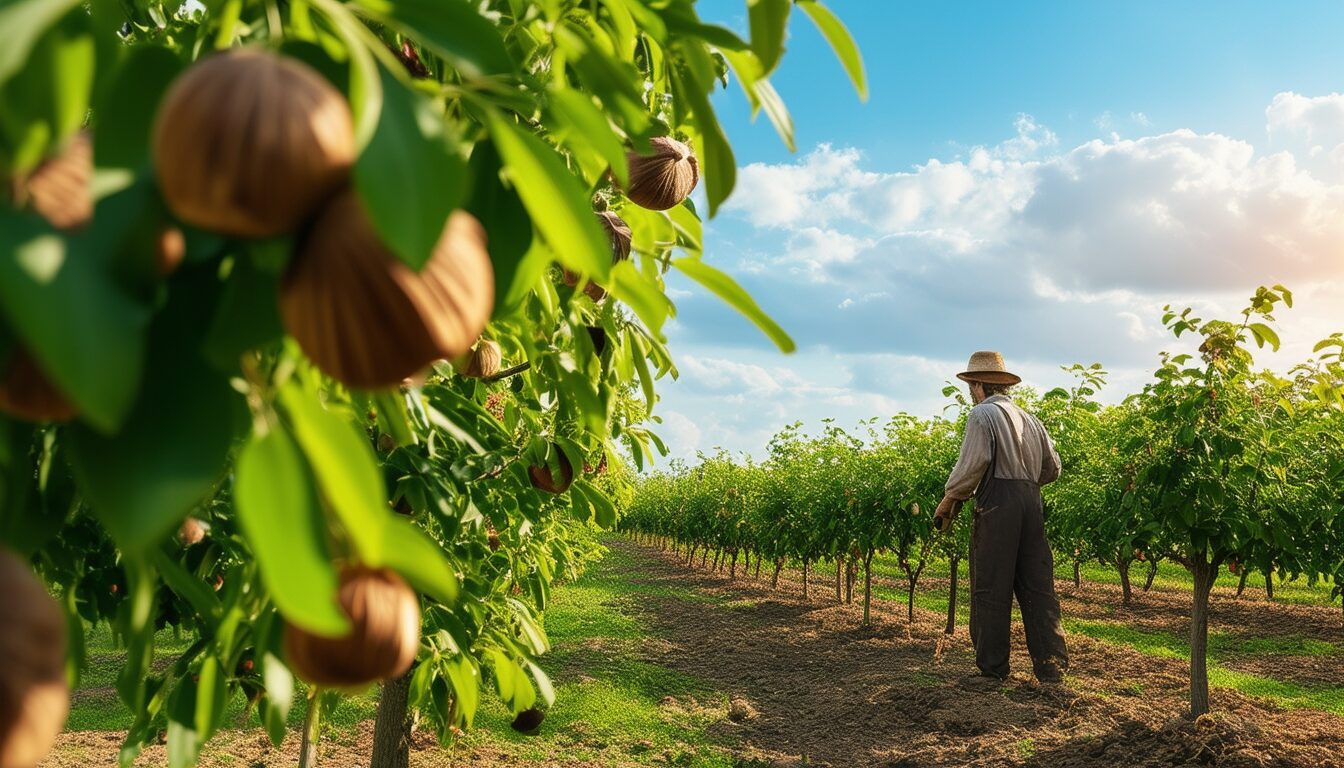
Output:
[933,351,1069,689]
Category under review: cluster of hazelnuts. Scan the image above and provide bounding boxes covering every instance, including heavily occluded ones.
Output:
[0,46,700,757]
[1,48,698,424]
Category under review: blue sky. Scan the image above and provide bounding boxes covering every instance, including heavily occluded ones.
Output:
[646,2,1344,462]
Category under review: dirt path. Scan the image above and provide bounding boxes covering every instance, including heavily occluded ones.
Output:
[615,539,1344,767]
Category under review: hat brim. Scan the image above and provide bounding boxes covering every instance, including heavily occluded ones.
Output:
[956,371,1022,385]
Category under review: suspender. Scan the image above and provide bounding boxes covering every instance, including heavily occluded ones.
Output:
[991,401,1026,457]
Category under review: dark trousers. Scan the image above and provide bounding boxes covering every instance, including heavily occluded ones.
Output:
[969,477,1068,679]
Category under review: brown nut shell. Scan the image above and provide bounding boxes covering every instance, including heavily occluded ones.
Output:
[152,49,354,237]
[0,348,77,423]
[0,549,70,768]
[280,190,495,389]
[561,211,631,300]
[155,227,186,277]
[13,133,92,231]
[527,447,574,495]
[460,340,502,379]
[283,566,420,688]
[623,137,698,211]
[178,518,207,547]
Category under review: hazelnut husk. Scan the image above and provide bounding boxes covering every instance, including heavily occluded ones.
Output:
[152,49,354,237]
[622,136,698,211]
[486,528,501,552]
[562,211,632,301]
[10,132,92,231]
[527,447,574,495]
[283,566,420,688]
[0,348,77,423]
[178,518,207,547]
[460,340,502,379]
[0,549,69,768]
[510,707,544,733]
[280,190,495,389]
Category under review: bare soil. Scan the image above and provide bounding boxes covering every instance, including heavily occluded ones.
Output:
[627,541,1344,767]
[40,540,1344,767]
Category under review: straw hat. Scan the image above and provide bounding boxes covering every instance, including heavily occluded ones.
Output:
[956,351,1021,385]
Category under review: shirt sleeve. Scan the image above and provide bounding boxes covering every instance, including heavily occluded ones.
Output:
[1038,423,1062,485]
[944,408,992,501]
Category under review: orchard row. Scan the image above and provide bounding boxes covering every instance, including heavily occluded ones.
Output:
[622,287,1344,717]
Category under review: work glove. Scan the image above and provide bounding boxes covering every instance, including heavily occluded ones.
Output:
[933,496,959,533]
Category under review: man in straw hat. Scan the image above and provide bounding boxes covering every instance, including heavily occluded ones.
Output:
[934,351,1069,689]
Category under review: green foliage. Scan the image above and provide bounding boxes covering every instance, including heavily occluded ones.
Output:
[626,286,1344,716]
[0,0,865,764]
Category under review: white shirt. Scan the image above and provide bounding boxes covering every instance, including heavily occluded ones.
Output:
[944,394,1061,501]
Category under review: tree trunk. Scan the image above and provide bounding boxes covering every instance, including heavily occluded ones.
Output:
[862,551,874,626]
[835,558,843,602]
[906,579,917,624]
[1236,569,1249,597]
[299,690,321,768]
[1264,572,1274,601]
[1118,558,1133,606]
[845,558,856,604]
[712,548,721,571]
[755,554,762,579]
[802,558,810,600]
[1143,559,1158,592]
[772,558,783,590]
[1073,560,1081,588]
[701,547,708,568]
[729,550,738,579]
[371,670,412,768]
[1189,558,1216,718]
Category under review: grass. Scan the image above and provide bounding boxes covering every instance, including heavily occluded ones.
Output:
[1063,619,1344,715]
[65,543,736,767]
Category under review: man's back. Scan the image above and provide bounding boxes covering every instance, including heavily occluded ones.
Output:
[970,395,1060,486]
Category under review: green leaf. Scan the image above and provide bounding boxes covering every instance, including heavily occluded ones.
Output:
[195,656,227,741]
[381,514,459,605]
[464,140,535,316]
[747,0,789,74]
[548,87,629,186]
[659,5,749,51]
[307,0,382,151]
[279,383,389,565]
[201,253,284,371]
[442,654,479,728]
[608,260,673,337]
[95,45,183,170]
[0,206,149,433]
[672,258,794,353]
[234,428,348,636]
[355,66,467,270]
[150,551,223,626]
[720,49,794,151]
[0,0,83,88]
[353,0,514,75]
[165,677,202,768]
[260,651,293,746]
[797,0,867,100]
[485,111,610,279]
[66,334,242,554]
[625,329,656,417]
[671,47,736,216]
[1248,322,1280,351]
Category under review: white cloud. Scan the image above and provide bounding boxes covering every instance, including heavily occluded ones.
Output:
[654,93,1344,462]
